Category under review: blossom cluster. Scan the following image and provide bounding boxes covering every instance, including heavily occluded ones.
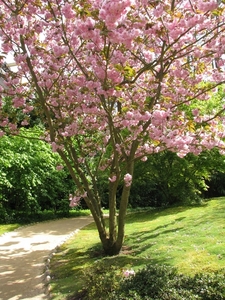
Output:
[124,174,132,187]
[123,269,135,277]
[69,191,87,207]
[0,0,224,192]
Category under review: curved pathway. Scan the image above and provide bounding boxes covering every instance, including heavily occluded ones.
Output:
[0,216,93,300]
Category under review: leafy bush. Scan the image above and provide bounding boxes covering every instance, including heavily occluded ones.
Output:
[129,149,225,208]
[113,264,225,300]
[0,128,75,223]
[182,272,225,300]
[81,260,123,300]
[205,172,225,198]
[73,263,225,299]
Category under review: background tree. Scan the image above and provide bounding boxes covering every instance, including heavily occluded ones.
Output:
[129,149,225,207]
[0,0,225,255]
[0,127,75,223]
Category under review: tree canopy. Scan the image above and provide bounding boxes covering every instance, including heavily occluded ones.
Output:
[0,0,225,254]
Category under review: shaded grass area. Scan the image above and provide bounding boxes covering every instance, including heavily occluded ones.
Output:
[49,198,225,299]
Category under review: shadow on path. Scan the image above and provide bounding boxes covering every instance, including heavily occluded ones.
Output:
[0,216,93,300]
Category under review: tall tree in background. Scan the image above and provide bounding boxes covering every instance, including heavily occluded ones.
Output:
[0,0,225,255]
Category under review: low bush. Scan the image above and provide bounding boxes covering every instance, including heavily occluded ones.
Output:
[81,260,123,300]
[77,263,225,300]
[114,264,225,300]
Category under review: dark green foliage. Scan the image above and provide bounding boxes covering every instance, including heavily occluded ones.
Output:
[205,172,225,198]
[112,264,225,300]
[135,149,225,207]
[115,264,180,299]
[81,260,123,300]
[132,149,225,207]
[130,151,203,207]
[98,149,225,209]
[182,272,225,300]
[0,128,75,223]
[74,263,225,300]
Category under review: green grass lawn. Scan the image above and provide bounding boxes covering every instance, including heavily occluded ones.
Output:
[49,197,225,299]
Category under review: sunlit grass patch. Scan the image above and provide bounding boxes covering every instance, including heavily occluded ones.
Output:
[0,224,20,236]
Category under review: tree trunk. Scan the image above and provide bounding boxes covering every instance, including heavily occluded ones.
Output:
[101,161,134,256]
[58,141,135,256]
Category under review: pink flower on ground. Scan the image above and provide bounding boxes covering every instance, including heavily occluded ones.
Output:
[123,269,135,277]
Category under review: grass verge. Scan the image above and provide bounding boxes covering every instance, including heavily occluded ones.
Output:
[49,197,225,299]
[0,224,21,236]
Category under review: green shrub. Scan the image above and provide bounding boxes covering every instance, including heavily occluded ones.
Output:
[113,264,225,300]
[0,128,75,223]
[116,264,179,299]
[72,263,225,300]
[205,172,225,198]
[81,260,123,300]
[129,151,212,208]
[181,272,225,300]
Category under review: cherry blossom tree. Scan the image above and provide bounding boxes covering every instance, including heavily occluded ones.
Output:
[0,0,225,255]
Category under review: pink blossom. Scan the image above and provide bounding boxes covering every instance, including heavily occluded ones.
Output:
[109,175,117,182]
[69,195,81,207]
[141,156,148,162]
[8,123,17,131]
[124,173,132,187]
[52,45,68,57]
[23,106,34,113]
[192,109,199,116]
[56,165,64,171]
[69,191,87,207]
[123,269,135,277]
[21,120,29,126]
[198,1,218,12]
[153,5,164,18]
[62,3,75,19]
[51,142,58,152]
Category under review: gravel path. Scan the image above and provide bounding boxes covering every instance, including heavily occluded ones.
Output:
[0,216,93,300]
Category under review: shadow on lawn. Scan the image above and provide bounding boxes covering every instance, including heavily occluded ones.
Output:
[125,226,183,256]
[81,204,203,231]
[124,204,204,225]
